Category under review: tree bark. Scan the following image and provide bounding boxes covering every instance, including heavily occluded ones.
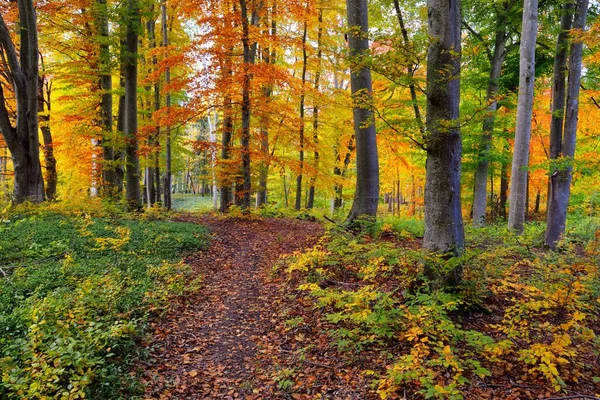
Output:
[472,6,510,227]
[307,8,323,210]
[345,0,380,223]
[545,0,588,248]
[257,2,277,208]
[38,76,57,200]
[0,0,44,203]
[124,0,142,209]
[295,13,309,211]
[94,0,117,196]
[508,0,538,234]
[162,0,172,210]
[392,0,424,134]
[423,0,464,286]
[500,138,509,220]
[239,0,259,210]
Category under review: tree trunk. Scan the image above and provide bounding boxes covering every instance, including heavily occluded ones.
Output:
[0,1,44,203]
[307,8,323,210]
[500,139,509,220]
[38,76,57,200]
[392,0,424,134]
[124,0,141,209]
[94,0,117,196]
[545,0,588,248]
[345,0,379,223]
[472,19,509,227]
[295,13,308,211]
[508,0,538,234]
[239,0,259,210]
[423,0,464,285]
[257,3,277,208]
[162,0,172,210]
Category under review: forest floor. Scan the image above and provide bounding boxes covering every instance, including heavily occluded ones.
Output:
[137,215,378,399]
[136,214,600,400]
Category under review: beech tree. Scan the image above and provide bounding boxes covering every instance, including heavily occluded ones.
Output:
[545,0,589,248]
[0,0,44,203]
[123,0,142,208]
[508,0,538,234]
[469,0,516,227]
[345,0,379,222]
[423,0,464,281]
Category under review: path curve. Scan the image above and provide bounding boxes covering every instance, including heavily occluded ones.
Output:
[138,215,349,399]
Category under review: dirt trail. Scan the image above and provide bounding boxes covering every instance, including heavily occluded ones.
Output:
[139,215,362,399]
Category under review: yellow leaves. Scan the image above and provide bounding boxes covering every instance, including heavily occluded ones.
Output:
[93,226,131,251]
[405,326,423,342]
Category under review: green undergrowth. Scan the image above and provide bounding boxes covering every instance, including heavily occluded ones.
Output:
[0,206,209,399]
[283,218,600,399]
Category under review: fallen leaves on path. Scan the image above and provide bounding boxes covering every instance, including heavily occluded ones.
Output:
[137,215,376,399]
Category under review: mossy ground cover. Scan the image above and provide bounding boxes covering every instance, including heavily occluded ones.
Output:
[0,208,209,399]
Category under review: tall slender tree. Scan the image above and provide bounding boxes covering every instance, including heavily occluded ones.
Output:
[508,0,539,234]
[470,0,514,227]
[345,0,379,222]
[295,8,309,211]
[124,0,142,208]
[162,0,172,209]
[545,0,589,248]
[239,0,260,210]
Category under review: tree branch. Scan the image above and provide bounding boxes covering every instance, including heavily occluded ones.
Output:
[0,12,26,94]
[462,20,493,61]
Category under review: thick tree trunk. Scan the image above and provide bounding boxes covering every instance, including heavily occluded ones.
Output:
[345,0,379,223]
[162,0,172,209]
[124,0,142,209]
[295,15,308,211]
[508,0,538,234]
[545,0,588,248]
[0,1,44,203]
[423,0,464,285]
[472,25,508,227]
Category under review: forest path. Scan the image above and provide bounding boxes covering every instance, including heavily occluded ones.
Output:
[138,215,366,399]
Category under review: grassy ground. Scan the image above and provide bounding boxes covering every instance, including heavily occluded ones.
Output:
[0,209,209,399]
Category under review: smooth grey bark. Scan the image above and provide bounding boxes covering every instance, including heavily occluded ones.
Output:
[0,0,44,203]
[545,0,588,248]
[507,0,538,234]
[307,8,323,210]
[345,0,380,222]
[162,0,172,209]
[471,7,510,227]
[295,14,308,211]
[124,0,141,208]
[39,75,57,200]
[423,0,464,272]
